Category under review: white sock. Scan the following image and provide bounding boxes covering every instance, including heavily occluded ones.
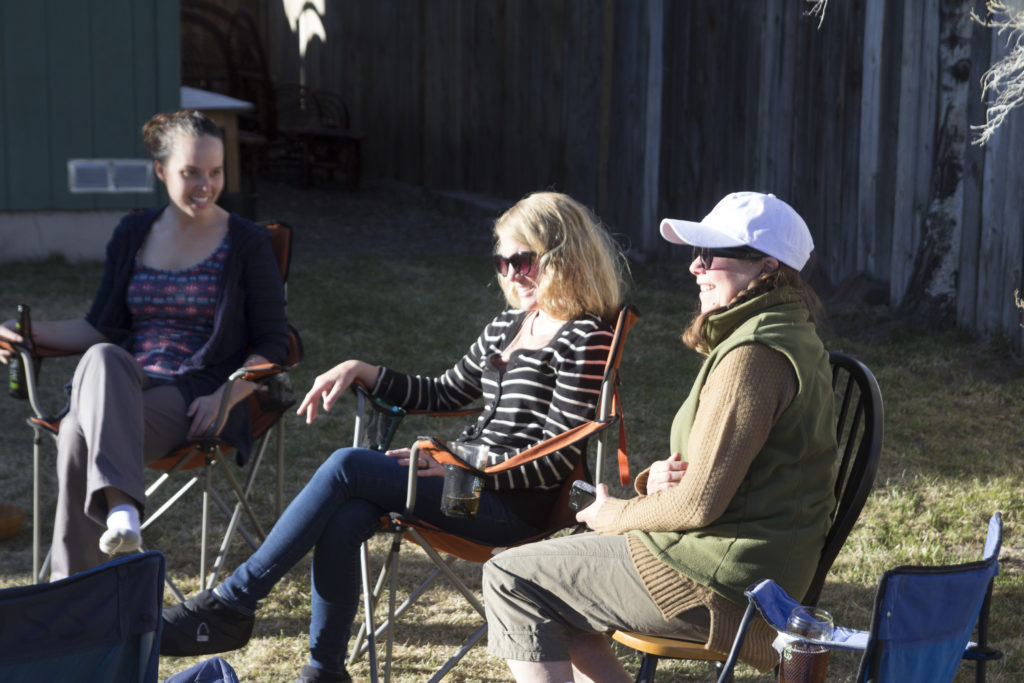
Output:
[106,503,140,533]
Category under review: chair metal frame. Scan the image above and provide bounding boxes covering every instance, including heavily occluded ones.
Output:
[348,305,639,683]
[139,332,302,601]
[610,350,884,681]
[2,222,300,601]
[717,512,1003,683]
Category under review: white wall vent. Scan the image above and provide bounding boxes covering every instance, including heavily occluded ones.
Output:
[67,159,154,193]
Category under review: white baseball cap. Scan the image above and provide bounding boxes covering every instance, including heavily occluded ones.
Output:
[660,192,814,270]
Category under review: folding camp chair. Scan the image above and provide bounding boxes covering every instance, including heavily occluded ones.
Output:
[0,550,164,683]
[610,350,884,681]
[141,316,303,602]
[347,305,639,683]
[1,222,301,600]
[716,512,1003,683]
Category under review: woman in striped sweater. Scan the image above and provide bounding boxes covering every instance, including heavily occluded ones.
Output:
[482,192,836,681]
[161,191,626,683]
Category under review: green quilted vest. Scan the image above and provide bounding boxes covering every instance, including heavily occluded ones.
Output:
[634,287,838,605]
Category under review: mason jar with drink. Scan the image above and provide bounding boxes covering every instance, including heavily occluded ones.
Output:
[440,442,489,518]
[778,605,833,683]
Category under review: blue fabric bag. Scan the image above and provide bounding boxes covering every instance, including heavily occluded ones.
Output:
[162,656,240,683]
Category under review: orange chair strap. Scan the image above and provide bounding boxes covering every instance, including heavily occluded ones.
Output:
[402,526,498,563]
[603,306,637,485]
[239,363,285,380]
[407,306,638,485]
[29,416,60,435]
[613,384,631,486]
[418,409,630,484]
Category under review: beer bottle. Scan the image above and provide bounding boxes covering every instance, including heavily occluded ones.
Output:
[7,304,32,399]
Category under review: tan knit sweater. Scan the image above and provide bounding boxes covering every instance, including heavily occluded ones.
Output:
[594,343,797,672]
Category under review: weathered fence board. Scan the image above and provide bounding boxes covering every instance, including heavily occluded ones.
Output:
[560,0,604,210]
[422,0,463,190]
[957,12,996,333]
[260,0,1024,350]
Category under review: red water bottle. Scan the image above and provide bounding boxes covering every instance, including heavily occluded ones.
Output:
[7,304,32,399]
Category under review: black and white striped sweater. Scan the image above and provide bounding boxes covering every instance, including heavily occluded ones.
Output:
[373,310,613,492]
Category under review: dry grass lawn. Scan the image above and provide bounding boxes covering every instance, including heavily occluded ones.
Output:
[0,182,1020,681]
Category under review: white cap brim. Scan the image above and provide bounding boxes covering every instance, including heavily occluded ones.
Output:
[660,218,748,249]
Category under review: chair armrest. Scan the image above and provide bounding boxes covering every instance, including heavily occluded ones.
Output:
[204,361,293,438]
[481,416,617,475]
[741,579,869,651]
[0,339,76,359]
[230,362,287,382]
[2,340,80,422]
[963,643,1003,661]
[349,381,482,454]
[716,580,871,683]
[350,380,482,419]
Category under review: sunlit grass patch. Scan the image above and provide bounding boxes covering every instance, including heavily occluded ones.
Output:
[0,217,1019,682]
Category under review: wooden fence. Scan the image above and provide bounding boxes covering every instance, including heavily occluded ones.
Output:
[253,0,1023,352]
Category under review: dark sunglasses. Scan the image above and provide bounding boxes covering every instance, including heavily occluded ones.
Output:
[493,250,538,277]
[692,245,765,270]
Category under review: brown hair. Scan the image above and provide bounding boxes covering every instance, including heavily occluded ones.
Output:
[681,265,824,354]
[141,110,222,163]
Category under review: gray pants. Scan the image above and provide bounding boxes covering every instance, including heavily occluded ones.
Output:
[482,532,710,662]
[51,343,190,579]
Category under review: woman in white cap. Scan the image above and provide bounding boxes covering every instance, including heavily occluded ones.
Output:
[481,191,837,680]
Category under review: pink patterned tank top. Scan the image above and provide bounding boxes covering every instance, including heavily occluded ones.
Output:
[127,236,228,377]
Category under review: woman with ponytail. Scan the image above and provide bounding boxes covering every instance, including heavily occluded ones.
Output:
[0,110,288,579]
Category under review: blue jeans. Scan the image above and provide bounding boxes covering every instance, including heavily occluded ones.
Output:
[216,447,542,672]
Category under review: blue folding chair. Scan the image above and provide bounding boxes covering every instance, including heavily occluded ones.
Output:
[0,551,164,683]
[717,512,1003,683]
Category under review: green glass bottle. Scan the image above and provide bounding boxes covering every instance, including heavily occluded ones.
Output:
[8,304,32,399]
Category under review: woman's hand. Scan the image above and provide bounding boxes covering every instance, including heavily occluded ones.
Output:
[385,447,445,477]
[0,320,22,364]
[296,360,378,424]
[575,483,610,529]
[186,388,226,440]
[646,452,688,494]
[186,355,269,439]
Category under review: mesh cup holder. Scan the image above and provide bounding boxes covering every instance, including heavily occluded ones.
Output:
[359,394,407,451]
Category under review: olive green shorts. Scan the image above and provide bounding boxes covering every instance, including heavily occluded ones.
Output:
[483,532,710,662]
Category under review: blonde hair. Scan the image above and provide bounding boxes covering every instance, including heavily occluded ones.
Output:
[682,265,824,354]
[494,192,625,323]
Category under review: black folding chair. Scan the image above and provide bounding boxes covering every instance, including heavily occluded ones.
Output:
[610,351,884,680]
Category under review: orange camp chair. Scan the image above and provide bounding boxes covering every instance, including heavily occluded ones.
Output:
[347,305,639,683]
[141,318,302,601]
[2,222,301,601]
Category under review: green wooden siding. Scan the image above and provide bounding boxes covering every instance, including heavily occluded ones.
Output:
[0,0,179,211]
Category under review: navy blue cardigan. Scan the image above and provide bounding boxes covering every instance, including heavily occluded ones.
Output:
[83,207,290,462]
